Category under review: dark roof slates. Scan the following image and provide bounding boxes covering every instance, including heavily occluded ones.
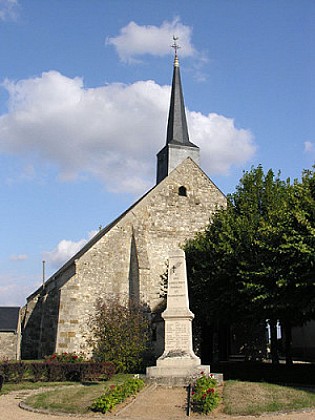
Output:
[0,307,20,332]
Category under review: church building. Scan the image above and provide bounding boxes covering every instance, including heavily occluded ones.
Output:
[21,46,226,359]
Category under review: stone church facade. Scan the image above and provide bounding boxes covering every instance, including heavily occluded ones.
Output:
[21,48,226,359]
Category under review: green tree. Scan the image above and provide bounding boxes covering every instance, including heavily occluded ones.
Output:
[89,297,152,373]
[186,166,315,364]
[238,167,315,364]
[275,168,315,363]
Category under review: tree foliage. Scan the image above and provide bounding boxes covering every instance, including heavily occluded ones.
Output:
[89,297,152,373]
[185,165,315,364]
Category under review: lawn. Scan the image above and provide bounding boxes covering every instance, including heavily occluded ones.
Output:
[24,373,133,414]
[223,380,315,416]
[0,381,74,395]
[2,376,315,416]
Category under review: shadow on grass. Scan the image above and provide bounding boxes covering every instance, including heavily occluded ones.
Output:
[212,361,315,386]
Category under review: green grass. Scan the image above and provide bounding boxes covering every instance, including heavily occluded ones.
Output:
[223,380,315,416]
[0,381,74,395]
[24,374,133,414]
[3,377,315,416]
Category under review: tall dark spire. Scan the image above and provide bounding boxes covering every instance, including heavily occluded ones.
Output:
[156,37,200,184]
[166,41,191,146]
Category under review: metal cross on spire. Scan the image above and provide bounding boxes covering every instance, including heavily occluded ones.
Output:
[171,36,180,67]
[171,35,181,56]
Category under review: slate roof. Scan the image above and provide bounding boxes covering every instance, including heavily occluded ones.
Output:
[0,307,20,332]
[26,183,155,301]
[166,52,198,149]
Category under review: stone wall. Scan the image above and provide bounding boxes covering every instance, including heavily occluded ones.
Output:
[0,332,19,360]
[22,158,226,358]
[22,265,74,359]
[21,294,42,359]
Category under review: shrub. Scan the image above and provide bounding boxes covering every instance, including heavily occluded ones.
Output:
[42,353,115,382]
[45,361,115,382]
[90,377,145,413]
[0,361,27,383]
[13,362,28,383]
[191,374,221,414]
[30,362,48,382]
[80,361,116,382]
[47,362,67,381]
[0,360,11,382]
[1,360,115,383]
[89,297,153,373]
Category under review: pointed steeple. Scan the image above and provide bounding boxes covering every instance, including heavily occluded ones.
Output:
[166,40,196,147]
[156,38,200,184]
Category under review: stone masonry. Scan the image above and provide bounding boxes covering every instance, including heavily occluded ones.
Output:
[0,332,20,360]
[21,158,226,359]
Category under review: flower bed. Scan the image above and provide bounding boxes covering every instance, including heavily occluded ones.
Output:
[90,377,145,413]
[190,373,221,414]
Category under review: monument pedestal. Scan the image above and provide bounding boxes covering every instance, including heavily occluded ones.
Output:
[147,249,211,384]
[147,361,210,380]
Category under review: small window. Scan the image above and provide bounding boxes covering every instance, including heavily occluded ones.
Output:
[178,186,187,196]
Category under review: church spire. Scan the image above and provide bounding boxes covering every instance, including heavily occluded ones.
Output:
[166,37,193,147]
[156,37,200,184]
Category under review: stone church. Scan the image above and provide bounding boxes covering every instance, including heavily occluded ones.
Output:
[21,49,226,359]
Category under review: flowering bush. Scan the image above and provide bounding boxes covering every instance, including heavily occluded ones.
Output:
[90,377,145,413]
[191,373,221,414]
[45,352,86,363]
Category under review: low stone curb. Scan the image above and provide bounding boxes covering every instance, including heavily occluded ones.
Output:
[18,385,103,418]
[8,382,315,419]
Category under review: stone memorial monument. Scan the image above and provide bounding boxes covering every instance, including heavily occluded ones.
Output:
[147,248,210,382]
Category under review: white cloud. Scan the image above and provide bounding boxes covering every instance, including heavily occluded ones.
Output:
[43,230,97,269]
[0,0,19,21]
[189,112,255,174]
[106,18,195,63]
[304,141,315,154]
[0,71,255,193]
[10,254,28,261]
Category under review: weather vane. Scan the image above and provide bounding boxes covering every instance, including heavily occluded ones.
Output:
[171,35,181,56]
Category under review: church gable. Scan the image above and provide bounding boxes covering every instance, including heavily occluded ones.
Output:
[51,158,226,355]
[21,45,227,359]
[64,156,224,291]
[21,157,226,358]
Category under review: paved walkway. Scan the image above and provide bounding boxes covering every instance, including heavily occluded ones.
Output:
[1,386,315,420]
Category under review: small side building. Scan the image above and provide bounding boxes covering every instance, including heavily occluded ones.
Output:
[0,307,21,360]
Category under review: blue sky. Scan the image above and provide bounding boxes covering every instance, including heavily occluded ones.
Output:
[0,0,314,306]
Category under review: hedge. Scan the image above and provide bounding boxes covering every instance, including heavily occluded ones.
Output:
[0,360,115,383]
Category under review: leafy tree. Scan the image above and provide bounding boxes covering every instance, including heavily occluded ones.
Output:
[238,167,315,363]
[186,197,250,362]
[89,297,152,373]
[275,168,315,362]
[186,165,315,365]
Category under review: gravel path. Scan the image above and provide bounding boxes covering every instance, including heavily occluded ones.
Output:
[1,386,315,420]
